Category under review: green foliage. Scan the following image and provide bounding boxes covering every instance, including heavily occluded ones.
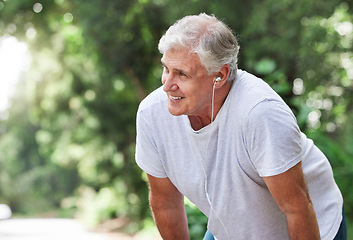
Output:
[0,0,352,238]
[185,198,208,240]
[0,80,80,215]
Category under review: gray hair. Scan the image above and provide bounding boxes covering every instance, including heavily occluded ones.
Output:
[158,13,240,81]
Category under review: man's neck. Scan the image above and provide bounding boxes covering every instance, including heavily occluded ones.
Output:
[188,81,233,131]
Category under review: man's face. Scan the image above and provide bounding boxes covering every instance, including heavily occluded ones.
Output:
[161,49,214,118]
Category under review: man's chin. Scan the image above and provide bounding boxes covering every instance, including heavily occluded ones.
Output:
[168,110,183,116]
[167,107,184,116]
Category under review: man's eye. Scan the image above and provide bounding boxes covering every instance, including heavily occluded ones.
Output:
[179,72,186,77]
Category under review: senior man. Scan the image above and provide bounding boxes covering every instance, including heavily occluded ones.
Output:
[135,13,346,240]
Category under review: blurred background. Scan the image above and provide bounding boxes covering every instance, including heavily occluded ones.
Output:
[0,0,352,239]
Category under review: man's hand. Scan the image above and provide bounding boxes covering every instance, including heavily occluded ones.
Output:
[263,162,320,240]
[147,174,190,240]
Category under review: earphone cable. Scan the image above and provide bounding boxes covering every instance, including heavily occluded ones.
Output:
[197,81,231,240]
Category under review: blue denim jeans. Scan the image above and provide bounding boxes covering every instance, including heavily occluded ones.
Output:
[203,206,347,240]
[203,229,214,240]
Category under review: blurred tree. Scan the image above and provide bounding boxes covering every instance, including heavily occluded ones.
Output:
[0,0,167,228]
[0,75,80,214]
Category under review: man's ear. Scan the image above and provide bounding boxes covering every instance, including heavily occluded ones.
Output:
[214,64,231,88]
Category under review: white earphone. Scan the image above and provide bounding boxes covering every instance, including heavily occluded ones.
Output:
[202,74,231,239]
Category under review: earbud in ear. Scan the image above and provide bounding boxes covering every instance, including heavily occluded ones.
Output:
[215,77,221,82]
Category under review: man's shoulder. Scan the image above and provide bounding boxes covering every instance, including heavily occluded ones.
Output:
[234,70,275,97]
[230,70,283,109]
[138,86,167,113]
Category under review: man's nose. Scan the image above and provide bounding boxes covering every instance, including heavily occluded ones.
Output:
[162,74,178,92]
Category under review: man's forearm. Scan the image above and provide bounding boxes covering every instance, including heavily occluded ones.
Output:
[286,205,320,240]
[147,175,189,239]
[151,204,190,240]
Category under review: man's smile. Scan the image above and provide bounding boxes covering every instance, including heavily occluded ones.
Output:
[170,95,184,100]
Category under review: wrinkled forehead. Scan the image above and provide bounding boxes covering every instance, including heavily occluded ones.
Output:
[161,48,205,73]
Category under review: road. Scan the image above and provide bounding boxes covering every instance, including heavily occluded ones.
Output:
[0,218,159,240]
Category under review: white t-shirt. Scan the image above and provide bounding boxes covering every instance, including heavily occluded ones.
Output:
[136,70,343,240]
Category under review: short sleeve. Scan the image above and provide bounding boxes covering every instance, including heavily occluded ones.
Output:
[135,109,168,178]
[245,99,302,177]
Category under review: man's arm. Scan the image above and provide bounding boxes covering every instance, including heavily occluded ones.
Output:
[263,162,320,240]
[147,173,189,240]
